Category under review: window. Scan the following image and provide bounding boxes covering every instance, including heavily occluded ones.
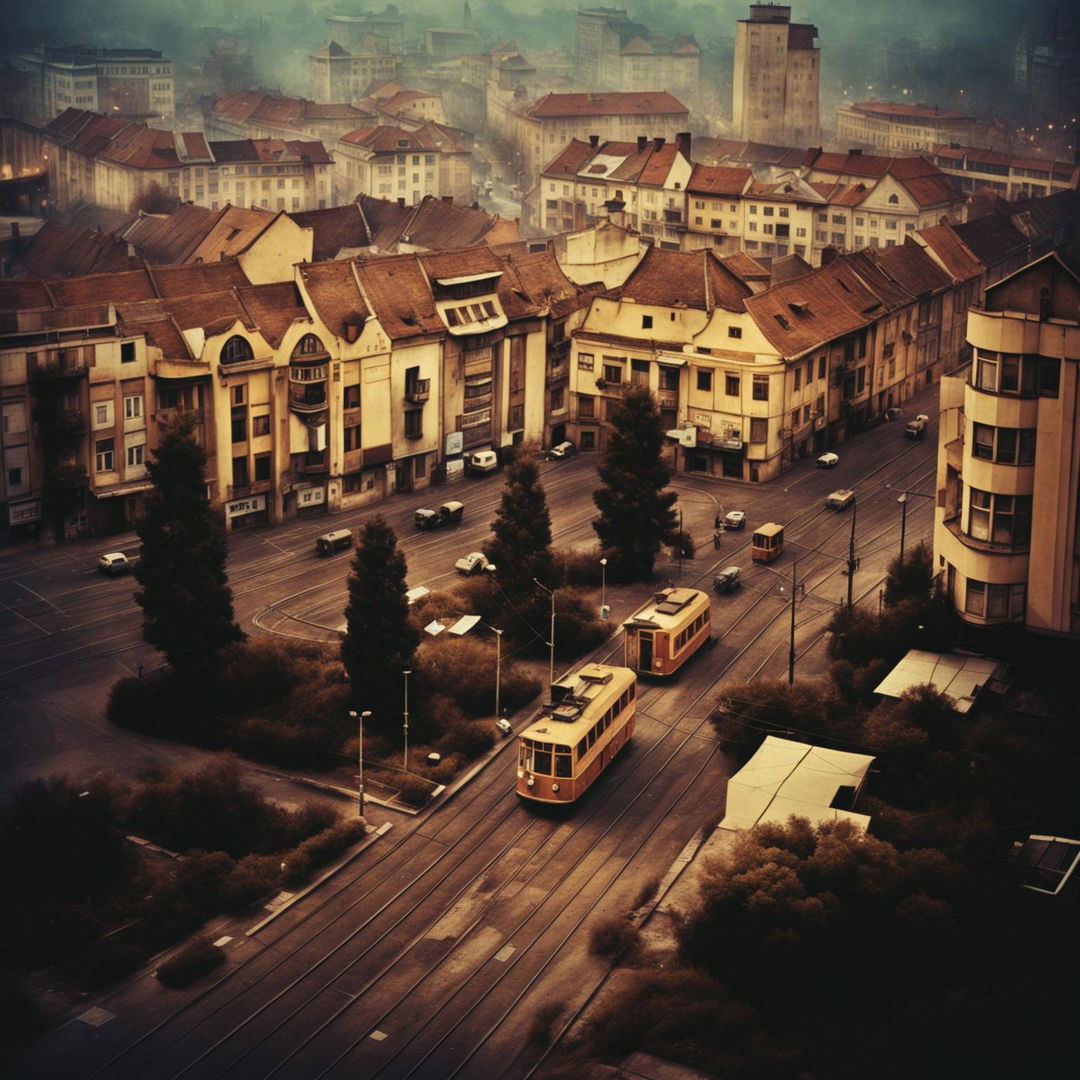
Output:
[404,409,422,438]
[641,315,653,329]
[696,369,712,392]
[95,437,115,472]
[728,326,742,339]
[254,453,271,481]
[749,417,768,443]
[232,456,248,486]
[818,356,826,380]
[724,373,740,397]
[343,384,361,408]
[221,336,253,364]
[972,423,1036,465]
[232,384,245,405]
[95,403,110,426]
[252,414,271,438]
[126,443,144,468]
[974,351,1059,397]
[658,366,679,391]
[763,205,774,216]
[602,363,623,384]
[121,341,136,363]
[578,395,595,418]
[967,489,1032,546]
[805,360,814,383]
[752,374,769,401]
[550,387,564,411]
[343,425,361,451]
[293,333,324,357]
[965,579,1025,620]
[124,394,142,419]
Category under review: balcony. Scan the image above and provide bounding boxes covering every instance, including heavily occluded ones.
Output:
[405,378,430,404]
[289,383,327,413]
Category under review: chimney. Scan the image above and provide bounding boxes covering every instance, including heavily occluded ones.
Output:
[344,321,359,343]
[589,133,599,148]
[675,131,691,158]
[637,135,647,151]
[397,197,406,207]
[653,137,665,151]
[821,246,838,266]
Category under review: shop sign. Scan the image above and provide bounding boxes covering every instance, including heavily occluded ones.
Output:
[225,494,266,518]
[9,499,42,525]
[298,487,325,508]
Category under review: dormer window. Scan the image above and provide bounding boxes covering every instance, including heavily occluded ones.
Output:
[221,336,253,365]
[292,333,325,357]
[888,193,899,205]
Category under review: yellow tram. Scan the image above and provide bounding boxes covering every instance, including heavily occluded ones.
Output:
[751,522,785,564]
[622,587,712,677]
[517,663,637,804]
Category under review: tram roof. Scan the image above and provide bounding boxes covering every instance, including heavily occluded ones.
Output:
[521,663,636,744]
[752,522,785,538]
[623,586,709,631]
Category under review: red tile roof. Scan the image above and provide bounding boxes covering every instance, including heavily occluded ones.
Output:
[290,204,371,260]
[618,247,752,313]
[298,259,371,338]
[20,220,132,279]
[687,165,753,196]
[528,91,688,118]
[849,101,971,121]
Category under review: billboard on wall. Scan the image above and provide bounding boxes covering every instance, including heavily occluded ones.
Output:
[9,499,42,526]
[225,494,267,518]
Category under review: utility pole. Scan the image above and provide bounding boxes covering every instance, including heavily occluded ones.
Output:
[402,670,411,771]
[898,492,909,562]
[847,496,857,610]
[788,557,798,685]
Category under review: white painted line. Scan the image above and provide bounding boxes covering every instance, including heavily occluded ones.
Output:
[77,1007,115,1027]
[376,822,393,835]
[213,936,232,948]
[494,945,515,962]
[369,1030,388,1042]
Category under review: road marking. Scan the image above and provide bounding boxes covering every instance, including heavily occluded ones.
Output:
[369,1030,388,1042]
[77,1007,115,1027]
[213,936,232,947]
[13,579,65,614]
[494,944,515,962]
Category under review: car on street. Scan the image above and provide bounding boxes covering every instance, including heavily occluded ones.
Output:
[826,488,856,511]
[414,500,464,530]
[464,450,499,474]
[454,551,490,575]
[904,415,930,439]
[723,509,747,530]
[549,441,576,459]
[816,452,840,468]
[713,566,741,593]
[97,551,138,575]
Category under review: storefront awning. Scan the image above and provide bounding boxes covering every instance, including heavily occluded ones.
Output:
[93,481,154,500]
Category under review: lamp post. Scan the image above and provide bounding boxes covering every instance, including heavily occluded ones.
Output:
[533,578,555,692]
[765,559,805,684]
[348,709,371,818]
[491,626,503,719]
[402,670,411,772]
[600,557,608,619]
[897,492,909,562]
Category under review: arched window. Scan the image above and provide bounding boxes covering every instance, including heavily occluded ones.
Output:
[887,193,899,205]
[292,333,325,357]
[221,336,254,364]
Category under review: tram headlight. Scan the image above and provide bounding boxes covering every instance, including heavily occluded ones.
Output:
[551,783,560,793]
[527,776,535,787]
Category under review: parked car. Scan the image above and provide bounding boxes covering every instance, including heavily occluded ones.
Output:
[315,528,353,556]
[464,450,499,474]
[904,416,929,439]
[97,551,138,575]
[713,565,742,594]
[414,500,464,530]
[549,441,576,459]
[826,488,856,511]
[454,551,490,575]
[724,510,747,530]
[816,452,840,468]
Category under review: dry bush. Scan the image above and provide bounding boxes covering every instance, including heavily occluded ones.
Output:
[156,937,225,988]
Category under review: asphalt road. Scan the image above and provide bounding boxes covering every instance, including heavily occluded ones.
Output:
[4,389,939,1079]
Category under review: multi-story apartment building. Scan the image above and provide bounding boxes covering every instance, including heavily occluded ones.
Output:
[20,45,174,126]
[333,122,471,206]
[356,84,447,128]
[533,134,692,243]
[732,4,819,146]
[38,109,334,214]
[494,91,690,186]
[934,252,1080,638]
[928,145,1079,201]
[309,37,399,103]
[0,247,583,538]
[575,7,700,101]
[836,102,977,154]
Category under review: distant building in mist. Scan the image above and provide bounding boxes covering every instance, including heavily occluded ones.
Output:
[1013,6,1080,133]
[732,4,819,146]
[575,7,700,104]
[324,10,406,56]
[309,34,399,104]
[19,45,174,127]
[836,101,977,154]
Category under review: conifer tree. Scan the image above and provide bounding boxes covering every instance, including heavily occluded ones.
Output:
[340,515,419,732]
[485,449,555,596]
[134,414,244,678]
[592,383,679,579]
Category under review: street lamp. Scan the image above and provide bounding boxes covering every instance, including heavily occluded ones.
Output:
[846,495,858,610]
[897,492,909,562]
[765,559,805,684]
[348,709,371,819]
[402,670,411,772]
[600,557,608,620]
[533,578,555,692]
[482,624,504,720]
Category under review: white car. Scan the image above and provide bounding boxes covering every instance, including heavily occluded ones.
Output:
[454,551,490,575]
[97,551,137,575]
[816,452,840,468]
[724,510,747,530]
[549,441,576,459]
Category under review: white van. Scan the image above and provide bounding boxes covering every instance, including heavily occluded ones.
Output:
[465,450,499,474]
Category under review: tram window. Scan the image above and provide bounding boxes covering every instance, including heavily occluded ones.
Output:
[576,739,585,761]
[534,746,552,774]
[555,747,572,777]
[588,727,596,747]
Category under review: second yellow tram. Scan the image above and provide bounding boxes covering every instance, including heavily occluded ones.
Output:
[622,587,712,677]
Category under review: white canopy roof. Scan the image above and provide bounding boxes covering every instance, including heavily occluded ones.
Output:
[719,735,875,833]
[873,649,999,714]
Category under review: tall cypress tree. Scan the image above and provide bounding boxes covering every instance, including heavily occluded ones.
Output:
[134,414,244,678]
[592,383,679,579]
[340,515,419,733]
[485,449,555,596]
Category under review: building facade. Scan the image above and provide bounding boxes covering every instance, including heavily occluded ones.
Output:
[732,4,819,146]
[929,145,1079,202]
[836,102,977,154]
[934,253,1080,638]
[309,38,399,103]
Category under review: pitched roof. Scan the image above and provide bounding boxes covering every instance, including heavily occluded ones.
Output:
[187,206,282,263]
[352,254,443,340]
[848,101,972,121]
[618,247,752,313]
[19,220,132,278]
[121,204,219,265]
[687,164,753,196]
[953,214,1029,266]
[290,204,371,260]
[235,281,309,347]
[912,225,984,281]
[339,121,465,153]
[527,91,688,118]
[357,194,522,253]
[298,259,371,338]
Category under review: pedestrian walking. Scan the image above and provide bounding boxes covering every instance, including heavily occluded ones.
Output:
[714,512,721,531]
[713,528,723,549]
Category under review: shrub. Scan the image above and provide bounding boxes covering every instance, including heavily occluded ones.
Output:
[588,914,639,959]
[438,714,496,759]
[221,854,282,912]
[668,529,695,559]
[555,546,605,586]
[294,820,365,873]
[396,773,435,808]
[156,937,225,988]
